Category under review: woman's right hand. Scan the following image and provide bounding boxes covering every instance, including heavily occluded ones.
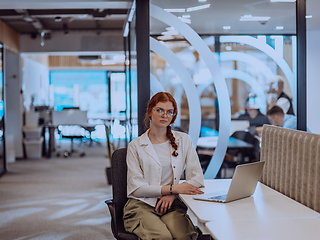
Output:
[174,182,204,195]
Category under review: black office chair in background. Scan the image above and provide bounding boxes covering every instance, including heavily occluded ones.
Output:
[56,125,86,157]
[52,109,88,158]
[229,130,260,162]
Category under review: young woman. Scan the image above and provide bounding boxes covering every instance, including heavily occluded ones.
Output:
[123,92,204,240]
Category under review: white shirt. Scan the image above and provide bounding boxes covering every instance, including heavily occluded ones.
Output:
[276,97,291,114]
[153,141,173,186]
[126,129,204,207]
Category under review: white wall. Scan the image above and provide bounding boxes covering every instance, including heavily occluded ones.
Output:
[307,29,320,134]
[4,50,24,159]
[22,57,50,111]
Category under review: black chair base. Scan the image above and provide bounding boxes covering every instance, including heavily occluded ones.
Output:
[57,135,85,158]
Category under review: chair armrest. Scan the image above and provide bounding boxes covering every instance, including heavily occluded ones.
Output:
[105,199,118,238]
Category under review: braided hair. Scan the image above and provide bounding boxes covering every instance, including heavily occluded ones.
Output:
[144,92,179,157]
[167,125,178,156]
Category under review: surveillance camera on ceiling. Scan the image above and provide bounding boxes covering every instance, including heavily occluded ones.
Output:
[259,20,268,25]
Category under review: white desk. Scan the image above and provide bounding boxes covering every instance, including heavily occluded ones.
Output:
[197,136,253,149]
[205,217,320,240]
[179,179,320,235]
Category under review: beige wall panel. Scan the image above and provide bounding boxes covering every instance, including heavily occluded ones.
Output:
[0,20,19,53]
[0,20,4,43]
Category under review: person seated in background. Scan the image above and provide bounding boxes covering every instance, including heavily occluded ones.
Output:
[267,105,296,130]
[238,94,269,136]
[267,75,294,115]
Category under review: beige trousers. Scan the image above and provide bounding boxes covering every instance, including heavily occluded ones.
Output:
[123,198,198,240]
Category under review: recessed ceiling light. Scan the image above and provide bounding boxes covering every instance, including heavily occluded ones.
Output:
[187,4,210,12]
[223,26,231,30]
[161,29,179,35]
[178,17,191,24]
[240,15,270,21]
[77,15,88,19]
[164,8,185,13]
[306,15,313,19]
[166,27,175,31]
[198,0,207,2]
[113,55,125,62]
[54,16,62,22]
[270,0,295,2]
[157,35,174,40]
[276,26,284,30]
[102,60,116,65]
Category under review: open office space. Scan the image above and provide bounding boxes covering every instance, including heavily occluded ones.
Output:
[0,0,320,239]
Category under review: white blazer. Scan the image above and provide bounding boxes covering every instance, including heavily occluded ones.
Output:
[126,129,204,207]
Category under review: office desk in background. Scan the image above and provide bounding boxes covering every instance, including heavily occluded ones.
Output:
[197,136,253,150]
[44,110,92,158]
[179,179,320,237]
[197,136,254,165]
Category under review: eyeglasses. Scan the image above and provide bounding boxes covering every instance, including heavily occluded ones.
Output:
[153,108,176,117]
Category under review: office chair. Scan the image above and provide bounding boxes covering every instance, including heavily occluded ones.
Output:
[56,125,86,158]
[230,130,260,162]
[105,148,138,240]
[105,148,210,240]
[82,125,101,146]
[52,110,88,158]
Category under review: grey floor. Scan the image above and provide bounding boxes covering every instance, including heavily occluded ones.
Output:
[0,137,233,240]
[0,139,118,240]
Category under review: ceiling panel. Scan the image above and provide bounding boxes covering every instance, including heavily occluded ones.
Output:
[0,0,319,54]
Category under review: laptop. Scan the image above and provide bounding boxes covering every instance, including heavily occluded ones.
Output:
[193,161,265,203]
[229,120,250,136]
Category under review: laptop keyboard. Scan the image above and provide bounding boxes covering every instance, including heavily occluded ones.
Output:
[209,194,227,201]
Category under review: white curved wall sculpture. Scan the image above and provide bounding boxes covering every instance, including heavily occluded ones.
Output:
[197,69,267,114]
[220,35,295,113]
[151,4,231,179]
[150,73,165,95]
[150,37,201,147]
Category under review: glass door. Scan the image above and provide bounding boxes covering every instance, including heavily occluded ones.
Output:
[0,43,5,177]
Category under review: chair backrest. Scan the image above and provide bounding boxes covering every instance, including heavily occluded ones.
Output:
[260,125,320,213]
[52,110,88,126]
[231,130,260,161]
[231,130,259,147]
[111,148,129,234]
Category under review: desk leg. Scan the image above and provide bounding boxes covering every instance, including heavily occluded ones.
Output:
[187,210,213,237]
[45,126,55,159]
[197,221,210,235]
[197,223,215,240]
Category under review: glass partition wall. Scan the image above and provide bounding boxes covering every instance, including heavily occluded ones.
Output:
[125,0,299,178]
[151,35,296,130]
[124,10,138,141]
[0,43,5,177]
[147,0,297,178]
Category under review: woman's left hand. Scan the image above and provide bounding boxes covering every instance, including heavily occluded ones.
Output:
[155,195,176,215]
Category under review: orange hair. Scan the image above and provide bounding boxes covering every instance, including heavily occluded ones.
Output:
[145,92,178,157]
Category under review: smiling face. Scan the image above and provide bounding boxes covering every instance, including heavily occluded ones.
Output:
[149,101,175,130]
